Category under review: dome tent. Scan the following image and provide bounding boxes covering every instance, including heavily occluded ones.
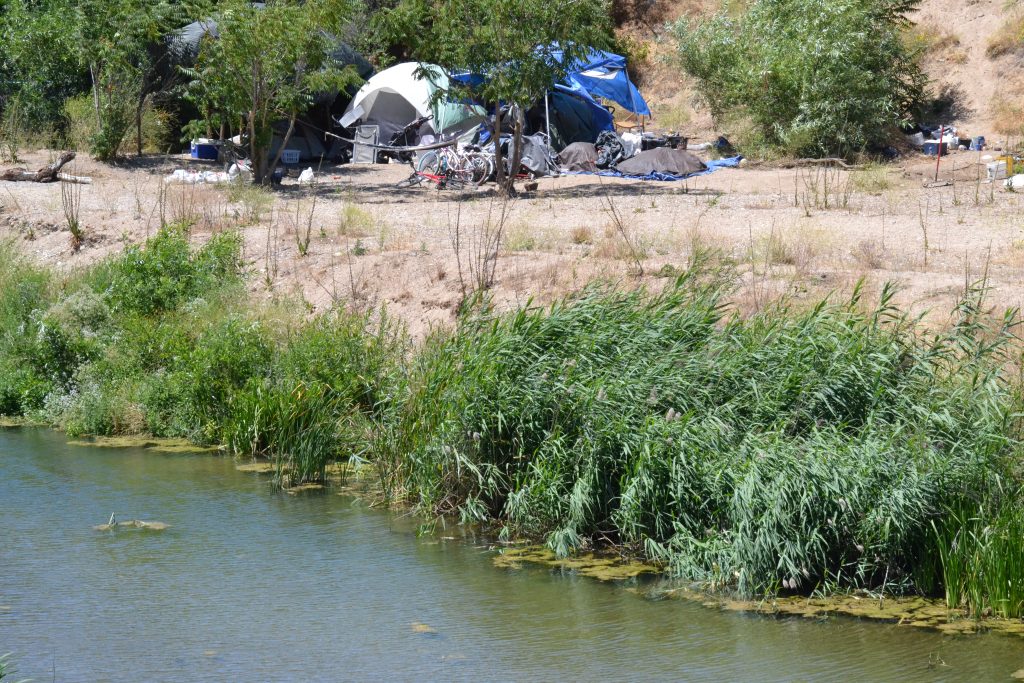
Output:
[342,62,487,145]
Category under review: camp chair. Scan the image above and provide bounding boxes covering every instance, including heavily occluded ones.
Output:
[609,107,645,134]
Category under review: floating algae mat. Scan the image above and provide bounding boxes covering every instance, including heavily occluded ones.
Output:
[67,435,217,454]
[235,461,276,473]
[93,519,170,532]
[655,586,1024,638]
[493,546,659,581]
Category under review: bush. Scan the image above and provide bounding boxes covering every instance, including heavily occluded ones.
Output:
[103,228,243,316]
[676,0,927,158]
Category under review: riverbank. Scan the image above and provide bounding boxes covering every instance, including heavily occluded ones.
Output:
[2,230,1024,620]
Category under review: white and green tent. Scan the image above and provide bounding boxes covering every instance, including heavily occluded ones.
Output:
[342,62,486,144]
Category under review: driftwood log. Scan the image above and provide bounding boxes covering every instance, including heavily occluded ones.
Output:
[0,151,92,184]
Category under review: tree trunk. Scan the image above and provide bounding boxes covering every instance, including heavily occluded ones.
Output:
[1,151,77,182]
[90,64,102,131]
[135,94,146,157]
[266,113,297,183]
[502,105,525,198]
[492,103,504,190]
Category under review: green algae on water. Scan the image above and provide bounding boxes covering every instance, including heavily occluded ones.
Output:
[67,436,217,453]
[493,546,659,581]
[653,586,1024,639]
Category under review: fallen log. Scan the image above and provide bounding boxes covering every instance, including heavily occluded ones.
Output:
[0,151,90,183]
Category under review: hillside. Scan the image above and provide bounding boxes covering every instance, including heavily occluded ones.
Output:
[621,0,1024,146]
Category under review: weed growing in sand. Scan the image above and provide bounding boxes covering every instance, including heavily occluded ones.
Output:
[61,175,84,251]
[338,203,375,237]
[227,183,273,225]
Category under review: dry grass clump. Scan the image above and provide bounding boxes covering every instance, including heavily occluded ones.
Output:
[851,239,885,270]
[987,13,1024,58]
[905,22,961,59]
[570,225,594,245]
[991,92,1024,138]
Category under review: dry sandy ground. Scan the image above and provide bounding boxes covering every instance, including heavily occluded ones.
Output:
[2,148,1023,337]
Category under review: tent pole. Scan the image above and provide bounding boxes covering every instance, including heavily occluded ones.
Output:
[545,90,551,147]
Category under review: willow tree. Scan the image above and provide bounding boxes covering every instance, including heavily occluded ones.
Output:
[376,0,612,195]
[185,0,360,184]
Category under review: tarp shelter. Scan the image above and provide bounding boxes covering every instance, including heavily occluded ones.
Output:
[166,12,375,161]
[342,62,488,146]
[450,44,649,150]
[546,44,650,117]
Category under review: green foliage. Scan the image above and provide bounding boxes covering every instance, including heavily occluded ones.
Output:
[103,228,243,315]
[184,0,360,183]
[379,273,1024,596]
[932,496,1024,618]
[227,381,365,484]
[0,0,90,131]
[676,0,927,158]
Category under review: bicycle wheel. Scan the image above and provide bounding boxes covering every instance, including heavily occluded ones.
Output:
[417,151,441,175]
[467,155,492,186]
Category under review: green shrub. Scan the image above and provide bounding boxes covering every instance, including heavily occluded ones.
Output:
[676,0,927,157]
[102,228,243,316]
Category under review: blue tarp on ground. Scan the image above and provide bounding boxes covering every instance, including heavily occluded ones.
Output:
[572,155,744,181]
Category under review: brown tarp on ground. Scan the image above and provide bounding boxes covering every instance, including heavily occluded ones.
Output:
[614,147,707,176]
[557,142,598,172]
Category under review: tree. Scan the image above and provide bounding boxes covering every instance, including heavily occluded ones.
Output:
[0,0,90,132]
[676,0,926,158]
[76,0,180,160]
[184,0,360,184]
[376,0,612,195]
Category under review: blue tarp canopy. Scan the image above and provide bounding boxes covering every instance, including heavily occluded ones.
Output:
[544,44,651,117]
[450,43,650,118]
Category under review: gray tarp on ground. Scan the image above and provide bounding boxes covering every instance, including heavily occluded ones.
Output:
[519,133,560,176]
[614,147,706,176]
[557,142,598,172]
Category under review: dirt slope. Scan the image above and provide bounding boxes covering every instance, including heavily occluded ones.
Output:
[621,0,1023,144]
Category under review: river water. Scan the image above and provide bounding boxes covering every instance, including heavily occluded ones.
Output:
[1,427,1022,681]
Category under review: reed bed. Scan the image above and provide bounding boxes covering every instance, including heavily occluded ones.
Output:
[380,267,1024,608]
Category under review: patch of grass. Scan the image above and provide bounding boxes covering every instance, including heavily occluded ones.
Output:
[852,162,894,194]
[987,13,1024,58]
[225,182,273,225]
[338,202,375,237]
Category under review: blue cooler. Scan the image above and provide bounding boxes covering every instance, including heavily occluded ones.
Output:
[190,139,219,160]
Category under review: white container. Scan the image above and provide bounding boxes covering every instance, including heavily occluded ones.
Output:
[988,160,1008,181]
[1005,174,1024,190]
[281,149,300,164]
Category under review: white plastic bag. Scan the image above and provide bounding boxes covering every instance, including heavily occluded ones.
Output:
[298,167,315,184]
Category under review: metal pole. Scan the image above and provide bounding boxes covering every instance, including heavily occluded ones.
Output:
[545,91,551,146]
[934,125,943,182]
